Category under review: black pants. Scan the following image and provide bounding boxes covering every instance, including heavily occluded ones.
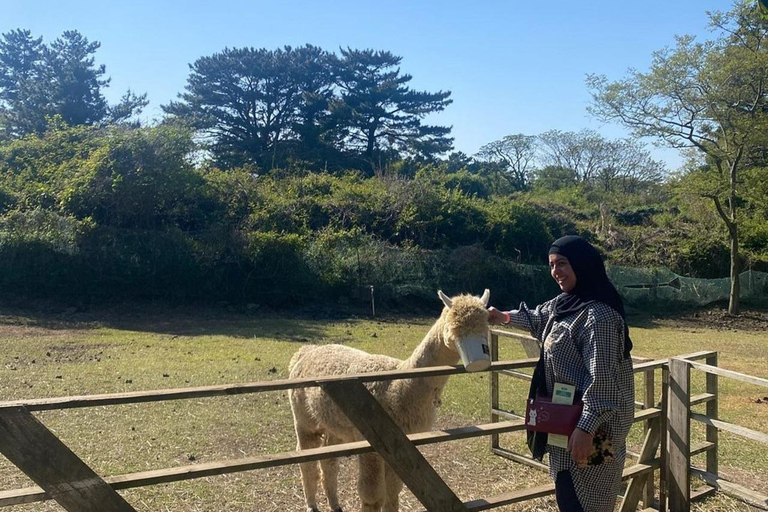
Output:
[555,470,585,512]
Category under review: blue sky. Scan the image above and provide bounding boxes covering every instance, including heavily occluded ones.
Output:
[4,0,734,170]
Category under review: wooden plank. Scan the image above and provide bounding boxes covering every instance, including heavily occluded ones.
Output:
[488,328,540,358]
[0,359,538,413]
[0,420,527,507]
[630,351,717,374]
[416,481,557,512]
[660,365,669,512]
[690,485,716,502]
[482,457,659,486]
[498,369,533,381]
[668,358,691,512]
[643,368,656,509]
[624,461,661,480]
[689,442,715,457]
[691,413,768,445]
[491,447,549,472]
[463,482,555,511]
[644,368,656,414]
[322,380,468,512]
[491,408,524,421]
[0,487,48,507]
[705,353,718,478]
[489,328,537,343]
[687,360,768,389]
[620,418,662,512]
[691,469,768,510]
[489,333,500,451]
[634,407,662,422]
[632,359,668,372]
[0,407,136,512]
[690,393,716,406]
[679,350,718,362]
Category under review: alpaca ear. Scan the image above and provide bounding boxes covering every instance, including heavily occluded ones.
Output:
[437,290,452,308]
[480,288,490,306]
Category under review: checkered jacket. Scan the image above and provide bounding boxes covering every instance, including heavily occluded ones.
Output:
[508,299,635,512]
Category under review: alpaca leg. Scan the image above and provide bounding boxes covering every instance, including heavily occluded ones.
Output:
[320,434,343,512]
[295,427,324,512]
[358,453,385,512]
[382,464,403,512]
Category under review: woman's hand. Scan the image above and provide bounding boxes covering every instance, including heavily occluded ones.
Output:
[568,428,594,466]
[488,307,507,325]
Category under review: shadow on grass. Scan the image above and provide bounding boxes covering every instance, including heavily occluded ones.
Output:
[0,296,438,341]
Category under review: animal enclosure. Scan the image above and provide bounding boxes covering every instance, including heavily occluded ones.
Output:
[0,330,765,511]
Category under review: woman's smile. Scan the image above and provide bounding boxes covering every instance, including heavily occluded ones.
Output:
[549,253,577,293]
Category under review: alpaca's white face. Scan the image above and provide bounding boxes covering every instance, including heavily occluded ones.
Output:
[439,289,492,372]
[455,333,490,372]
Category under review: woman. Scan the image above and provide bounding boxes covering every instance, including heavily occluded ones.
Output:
[489,235,635,512]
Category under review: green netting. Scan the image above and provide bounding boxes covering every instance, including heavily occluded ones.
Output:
[609,267,768,307]
[340,240,768,309]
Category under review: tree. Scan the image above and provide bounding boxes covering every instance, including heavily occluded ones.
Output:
[0,29,147,138]
[592,139,666,193]
[163,45,336,170]
[0,29,46,137]
[533,165,579,191]
[529,129,665,193]
[333,48,453,173]
[538,129,613,184]
[587,2,768,314]
[475,134,538,191]
[0,123,202,229]
[108,89,150,126]
[45,31,109,127]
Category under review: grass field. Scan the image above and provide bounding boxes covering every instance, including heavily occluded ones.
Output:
[0,301,766,511]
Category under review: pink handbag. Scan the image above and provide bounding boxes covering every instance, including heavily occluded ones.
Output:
[525,394,584,436]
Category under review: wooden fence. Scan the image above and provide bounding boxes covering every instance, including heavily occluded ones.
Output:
[489,328,748,512]
[0,359,547,512]
[667,356,768,511]
[0,330,765,511]
[490,328,677,512]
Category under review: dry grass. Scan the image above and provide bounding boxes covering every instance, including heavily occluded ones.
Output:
[0,302,766,511]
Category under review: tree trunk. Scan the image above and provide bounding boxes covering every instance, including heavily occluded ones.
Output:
[728,227,740,315]
[727,159,740,316]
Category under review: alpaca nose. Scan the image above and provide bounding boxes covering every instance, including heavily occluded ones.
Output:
[456,334,490,372]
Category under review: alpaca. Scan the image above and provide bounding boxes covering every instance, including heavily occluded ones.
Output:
[288,289,491,512]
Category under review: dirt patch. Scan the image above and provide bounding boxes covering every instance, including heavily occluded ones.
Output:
[645,305,768,332]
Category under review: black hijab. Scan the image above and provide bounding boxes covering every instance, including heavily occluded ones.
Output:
[548,235,632,358]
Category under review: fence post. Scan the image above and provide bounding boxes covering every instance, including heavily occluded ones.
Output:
[490,331,499,452]
[668,358,691,512]
[706,352,718,479]
[643,366,656,508]
[660,364,668,512]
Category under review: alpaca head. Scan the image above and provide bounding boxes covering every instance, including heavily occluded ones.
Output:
[437,289,491,372]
